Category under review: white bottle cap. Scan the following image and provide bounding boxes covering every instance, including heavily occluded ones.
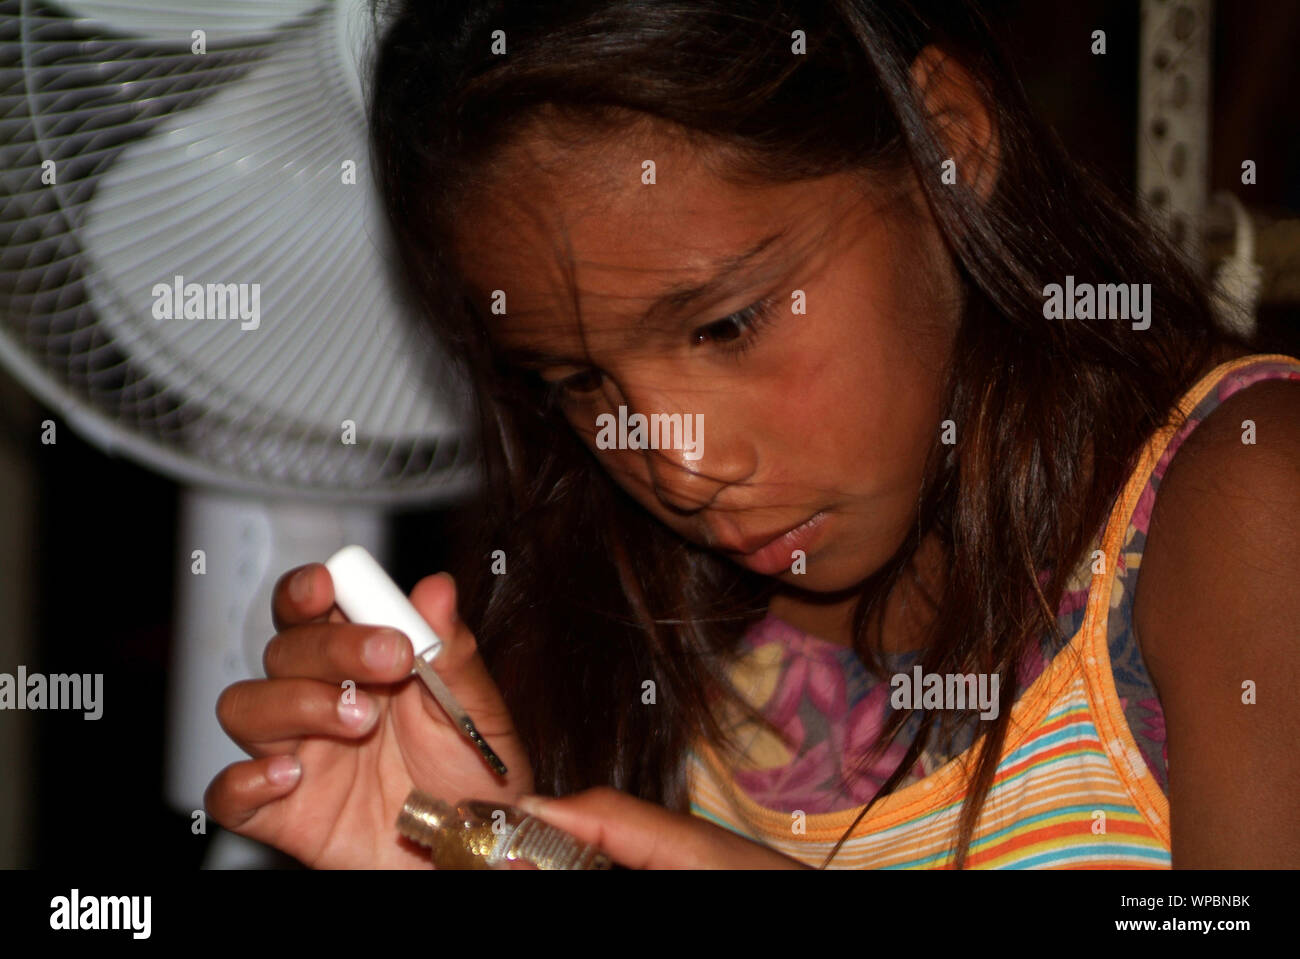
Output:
[323,544,443,662]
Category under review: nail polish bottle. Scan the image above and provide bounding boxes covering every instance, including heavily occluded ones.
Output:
[397,790,612,870]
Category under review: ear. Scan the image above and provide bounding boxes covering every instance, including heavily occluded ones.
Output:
[909,45,1000,201]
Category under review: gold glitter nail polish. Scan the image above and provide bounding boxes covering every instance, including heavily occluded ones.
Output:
[397,790,613,870]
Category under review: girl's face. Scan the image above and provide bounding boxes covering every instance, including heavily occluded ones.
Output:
[454,116,961,594]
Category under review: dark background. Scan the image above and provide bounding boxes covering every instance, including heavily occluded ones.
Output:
[5,0,1299,868]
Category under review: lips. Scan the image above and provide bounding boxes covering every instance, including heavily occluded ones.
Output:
[716,514,822,556]
[711,510,830,576]
[707,509,826,566]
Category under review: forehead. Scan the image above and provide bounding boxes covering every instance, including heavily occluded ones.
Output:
[451,114,851,351]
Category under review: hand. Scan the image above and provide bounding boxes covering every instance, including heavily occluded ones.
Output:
[205,564,534,869]
[515,787,814,869]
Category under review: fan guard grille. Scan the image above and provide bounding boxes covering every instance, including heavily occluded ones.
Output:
[0,0,481,505]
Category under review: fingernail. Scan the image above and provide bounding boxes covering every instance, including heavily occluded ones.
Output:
[515,794,547,816]
[338,696,374,728]
[267,755,301,786]
[441,573,459,624]
[289,568,313,603]
[363,630,406,670]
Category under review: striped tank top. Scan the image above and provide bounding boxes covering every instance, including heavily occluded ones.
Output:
[686,353,1300,868]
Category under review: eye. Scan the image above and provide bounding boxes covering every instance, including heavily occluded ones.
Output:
[691,296,777,356]
[543,366,605,400]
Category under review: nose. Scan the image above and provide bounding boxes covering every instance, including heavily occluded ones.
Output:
[648,448,730,513]
[625,393,754,515]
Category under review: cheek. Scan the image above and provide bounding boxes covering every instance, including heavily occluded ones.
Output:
[849,240,952,429]
[753,270,950,494]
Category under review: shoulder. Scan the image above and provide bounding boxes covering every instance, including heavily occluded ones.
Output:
[1133,374,1300,866]
[1135,374,1300,658]
[1137,375,1300,589]
[1151,372,1299,506]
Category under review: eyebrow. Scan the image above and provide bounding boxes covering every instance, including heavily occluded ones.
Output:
[499,229,788,368]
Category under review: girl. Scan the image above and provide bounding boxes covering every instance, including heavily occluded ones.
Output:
[206,0,1300,869]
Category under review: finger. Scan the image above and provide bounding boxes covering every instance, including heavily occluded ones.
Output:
[205,755,302,831]
[263,622,413,683]
[216,678,382,756]
[514,788,805,870]
[407,573,509,720]
[271,564,335,632]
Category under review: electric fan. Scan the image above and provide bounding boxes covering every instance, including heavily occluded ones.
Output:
[0,0,480,866]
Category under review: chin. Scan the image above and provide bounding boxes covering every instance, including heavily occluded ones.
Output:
[769,564,873,593]
[773,534,900,590]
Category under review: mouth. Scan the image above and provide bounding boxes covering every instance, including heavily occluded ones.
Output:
[713,510,830,576]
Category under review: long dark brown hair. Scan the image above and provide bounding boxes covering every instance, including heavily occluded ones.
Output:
[367,0,1252,867]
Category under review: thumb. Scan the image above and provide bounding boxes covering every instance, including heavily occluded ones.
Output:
[406,571,461,658]
[514,787,742,869]
[405,572,506,716]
